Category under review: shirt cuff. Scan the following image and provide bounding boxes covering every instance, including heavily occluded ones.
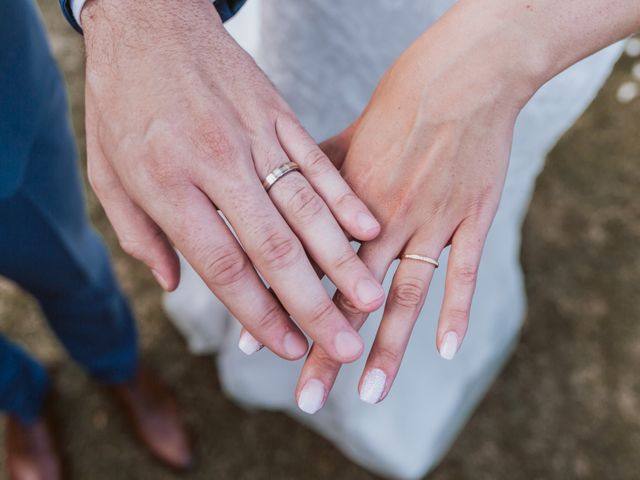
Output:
[70,0,86,28]
[61,0,247,34]
[59,0,82,33]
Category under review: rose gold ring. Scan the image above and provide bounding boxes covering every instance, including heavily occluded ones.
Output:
[401,253,439,268]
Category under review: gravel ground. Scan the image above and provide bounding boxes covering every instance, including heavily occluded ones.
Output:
[1,2,639,479]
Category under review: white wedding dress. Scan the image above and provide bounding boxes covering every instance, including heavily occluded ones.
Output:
[164,1,625,478]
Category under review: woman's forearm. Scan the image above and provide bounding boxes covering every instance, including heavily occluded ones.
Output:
[293,0,640,407]
[407,0,640,108]
[493,0,639,82]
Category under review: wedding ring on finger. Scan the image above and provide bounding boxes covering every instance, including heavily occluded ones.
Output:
[401,253,440,268]
[262,162,300,192]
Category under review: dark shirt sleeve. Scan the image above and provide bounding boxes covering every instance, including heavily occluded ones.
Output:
[58,0,248,34]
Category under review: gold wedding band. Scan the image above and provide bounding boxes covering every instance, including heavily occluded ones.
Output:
[262,162,300,191]
[401,254,440,268]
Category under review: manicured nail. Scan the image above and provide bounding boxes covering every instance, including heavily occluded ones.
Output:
[334,331,363,360]
[238,331,262,356]
[151,269,169,291]
[355,278,384,306]
[440,331,459,360]
[356,212,380,235]
[298,379,325,414]
[284,332,308,358]
[359,368,386,404]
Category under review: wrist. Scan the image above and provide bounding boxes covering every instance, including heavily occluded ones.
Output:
[415,1,552,110]
[81,0,228,75]
[431,0,640,109]
[81,0,223,47]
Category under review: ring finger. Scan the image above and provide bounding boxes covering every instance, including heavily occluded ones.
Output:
[358,234,448,404]
[262,155,385,313]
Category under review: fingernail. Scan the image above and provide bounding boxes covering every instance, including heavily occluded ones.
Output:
[238,331,263,356]
[298,379,325,414]
[334,331,363,360]
[356,278,384,306]
[151,269,169,291]
[284,332,308,358]
[360,368,386,404]
[440,331,459,360]
[356,212,380,235]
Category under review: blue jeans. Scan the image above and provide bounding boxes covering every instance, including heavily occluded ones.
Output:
[0,0,138,424]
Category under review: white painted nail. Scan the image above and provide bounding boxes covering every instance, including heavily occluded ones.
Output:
[297,379,325,414]
[440,331,459,360]
[238,331,262,356]
[359,368,386,404]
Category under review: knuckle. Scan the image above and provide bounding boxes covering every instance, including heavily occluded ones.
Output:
[336,192,358,210]
[472,185,495,213]
[452,262,479,286]
[373,345,400,365]
[200,136,242,174]
[308,299,337,328]
[256,303,284,333]
[304,147,331,173]
[288,184,325,223]
[334,292,364,317]
[390,277,425,310]
[429,194,450,219]
[202,244,248,287]
[205,131,238,158]
[444,307,470,326]
[143,159,183,190]
[186,119,241,161]
[258,143,287,173]
[310,347,340,372]
[333,248,359,272]
[139,136,184,181]
[257,231,302,271]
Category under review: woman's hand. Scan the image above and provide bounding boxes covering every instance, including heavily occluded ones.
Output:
[81,0,385,363]
[294,2,539,413]
[295,0,640,412]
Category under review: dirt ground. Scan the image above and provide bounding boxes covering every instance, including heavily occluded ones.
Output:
[1,2,639,479]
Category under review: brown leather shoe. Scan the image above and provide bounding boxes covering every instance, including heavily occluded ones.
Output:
[106,367,193,471]
[5,411,62,480]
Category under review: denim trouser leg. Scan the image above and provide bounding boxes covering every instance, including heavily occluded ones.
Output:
[0,337,49,424]
[0,55,138,424]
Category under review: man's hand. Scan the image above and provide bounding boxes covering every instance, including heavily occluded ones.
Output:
[80,0,385,363]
